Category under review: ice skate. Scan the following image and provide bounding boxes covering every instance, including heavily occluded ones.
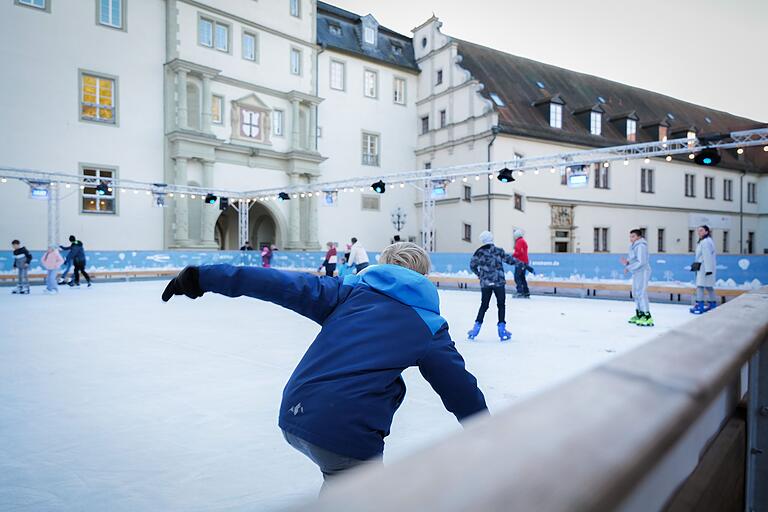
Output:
[689,301,706,314]
[706,301,717,311]
[467,321,481,340]
[628,310,641,324]
[497,322,511,341]
[636,313,654,327]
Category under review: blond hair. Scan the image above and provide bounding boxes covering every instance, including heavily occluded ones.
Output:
[379,242,431,275]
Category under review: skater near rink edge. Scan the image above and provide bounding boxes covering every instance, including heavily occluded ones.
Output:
[161,241,487,490]
[11,239,32,295]
[467,231,520,341]
[690,225,718,314]
[512,229,530,299]
[620,229,653,327]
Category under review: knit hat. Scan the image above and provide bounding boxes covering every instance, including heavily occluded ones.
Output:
[479,231,494,245]
[513,229,524,239]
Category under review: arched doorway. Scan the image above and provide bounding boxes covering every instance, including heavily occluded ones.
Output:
[215,202,281,250]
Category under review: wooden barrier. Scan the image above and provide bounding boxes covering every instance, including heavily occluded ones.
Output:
[281,287,768,512]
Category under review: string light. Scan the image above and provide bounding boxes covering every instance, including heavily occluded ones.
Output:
[65,183,71,188]
[534,169,539,175]
[623,159,629,166]
[549,167,556,173]
[474,175,480,181]
[603,161,610,168]
[644,157,650,163]
[145,191,151,195]
[121,188,126,194]
[400,183,405,188]
[1,178,6,183]
[665,155,672,162]
[133,190,138,194]
[190,194,196,199]
[763,146,767,152]
[688,154,695,160]
[168,193,174,197]
[300,193,306,198]
[80,185,85,190]
[450,178,456,183]
[737,148,744,155]
[462,177,468,182]
[488,174,494,180]
[180,194,186,198]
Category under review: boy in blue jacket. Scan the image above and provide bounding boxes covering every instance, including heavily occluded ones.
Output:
[162,242,487,488]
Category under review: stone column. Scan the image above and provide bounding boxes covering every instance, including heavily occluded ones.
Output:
[307,175,319,248]
[309,104,317,151]
[291,98,301,150]
[201,161,217,246]
[287,173,301,249]
[201,75,212,134]
[174,157,189,245]
[176,70,188,130]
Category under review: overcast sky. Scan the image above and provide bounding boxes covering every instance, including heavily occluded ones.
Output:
[329,0,767,123]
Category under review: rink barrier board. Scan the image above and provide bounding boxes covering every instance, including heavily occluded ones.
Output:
[282,286,768,512]
[1,250,766,288]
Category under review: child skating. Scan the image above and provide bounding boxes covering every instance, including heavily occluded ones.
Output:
[620,229,653,327]
[162,242,487,489]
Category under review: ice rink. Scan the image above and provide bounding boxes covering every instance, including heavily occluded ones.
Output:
[0,279,695,511]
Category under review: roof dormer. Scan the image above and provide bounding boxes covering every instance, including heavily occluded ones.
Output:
[610,111,640,141]
[573,104,605,136]
[641,119,670,142]
[533,94,566,129]
[361,14,379,47]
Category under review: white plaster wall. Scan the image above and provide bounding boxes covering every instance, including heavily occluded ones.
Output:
[0,0,166,250]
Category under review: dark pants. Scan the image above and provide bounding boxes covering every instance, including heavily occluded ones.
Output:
[355,262,369,273]
[514,265,529,296]
[73,260,90,285]
[282,430,377,491]
[324,263,336,277]
[475,286,506,324]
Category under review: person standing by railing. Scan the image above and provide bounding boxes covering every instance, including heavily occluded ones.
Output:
[690,225,717,314]
[620,229,653,327]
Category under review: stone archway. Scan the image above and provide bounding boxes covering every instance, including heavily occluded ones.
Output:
[214,202,283,250]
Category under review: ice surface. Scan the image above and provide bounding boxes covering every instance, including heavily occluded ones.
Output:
[0,280,694,511]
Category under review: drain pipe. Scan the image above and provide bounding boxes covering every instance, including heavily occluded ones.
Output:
[487,126,499,231]
[739,170,745,254]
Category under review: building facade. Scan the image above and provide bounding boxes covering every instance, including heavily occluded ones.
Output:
[1,0,765,255]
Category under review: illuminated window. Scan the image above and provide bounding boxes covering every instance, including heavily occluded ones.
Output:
[626,119,637,141]
[590,111,602,135]
[80,72,116,124]
[211,95,223,124]
[81,167,116,214]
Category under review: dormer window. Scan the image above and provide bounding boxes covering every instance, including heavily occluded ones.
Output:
[329,22,342,36]
[391,41,403,55]
[490,93,505,107]
[590,111,602,135]
[550,104,563,128]
[364,26,376,45]
[361,14,379,47]
[626,119,637,141]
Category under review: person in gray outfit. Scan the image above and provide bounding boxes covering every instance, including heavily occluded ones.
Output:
[690,225,717,314]
[467,231,521,341]
[620,229,653,327]
[11,239,32,294]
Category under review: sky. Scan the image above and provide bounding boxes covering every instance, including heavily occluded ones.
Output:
[329,0,768,123]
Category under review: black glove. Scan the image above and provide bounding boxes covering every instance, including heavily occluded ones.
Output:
[705,271,712,276]
[526,265,535,275]
[162,266,204,302]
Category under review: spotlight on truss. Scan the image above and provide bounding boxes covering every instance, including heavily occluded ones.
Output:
[278,192,291,201]
[204,193,217,204]
[496,168,516,183]
[371,180,386,193]
[694,147,721,167]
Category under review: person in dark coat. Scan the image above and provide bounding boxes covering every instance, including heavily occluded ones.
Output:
[61,235,91,287]
[240,241,254,251]
[467,231,520,341]
[11,239,32,294]
[162,242,487,490]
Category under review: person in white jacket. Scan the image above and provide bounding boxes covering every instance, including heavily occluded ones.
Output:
[347,237,369,274]
[620,229,653,327]
[691,225,717,314]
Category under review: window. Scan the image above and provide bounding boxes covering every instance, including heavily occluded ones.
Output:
[363,70,377,98]
[490,93,505,107]
[16,0,48,11]
[330,60,345,91]
[98,0,124,29]
[363,26,376,45]
[393,78,406,104]
[272,110,283,136]
[641,168,654,193]
[514,193,523,211]
[421,116,429,134]
[81,167,116,214]
[436,69,443,85]
[657,228,665,253]
[594,163,609,189]
[421,37,427,48]
[705,176,714,199]
[593,227,609,252]
[199,17,228,52]
[211,95,223,124]
[685,173,696,197]
[626,119,637,141]
[560,169,567,186]
[723,178,733,201]
[439,109,446,128]
[329,23,341,36]
[241,110,261,138]
[688,230,695,253]
[361,195,380,211]
[549,103,562,128]
[362,132,379,166]
[590,111,602,135]
[747,231,755,254]
[722,230,729,253]
[463,223,472,243]
[424,162,431,170]
[290,0,300,17]
[80,72,116,124]
[391,42,403,55]
[747,182,756,203]
[659,125,668,142]
[242,31,257,61]
[463,185,472,202]
[290,48,301,75]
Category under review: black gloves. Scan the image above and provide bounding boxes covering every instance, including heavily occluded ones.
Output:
[162,266,204,302]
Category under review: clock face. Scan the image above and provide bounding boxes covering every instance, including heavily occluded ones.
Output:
[241,109,261,139]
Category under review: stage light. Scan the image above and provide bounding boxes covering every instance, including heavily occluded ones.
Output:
[694,148,721,166]
[371,180,386,193]
[278,192,290,201]
[204,193,217,204]
[496,168,515,183]
[96,182,109,195]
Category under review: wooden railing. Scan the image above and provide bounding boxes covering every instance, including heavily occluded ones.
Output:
[280,287,768,512]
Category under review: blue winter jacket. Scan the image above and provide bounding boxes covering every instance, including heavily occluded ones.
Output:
[198,263,488,460]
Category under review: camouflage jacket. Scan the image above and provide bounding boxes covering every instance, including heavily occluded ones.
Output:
[469,244,519,288]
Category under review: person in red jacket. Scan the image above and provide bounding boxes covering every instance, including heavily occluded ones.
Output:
[513,229,530,298]
[318,242,338,277]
